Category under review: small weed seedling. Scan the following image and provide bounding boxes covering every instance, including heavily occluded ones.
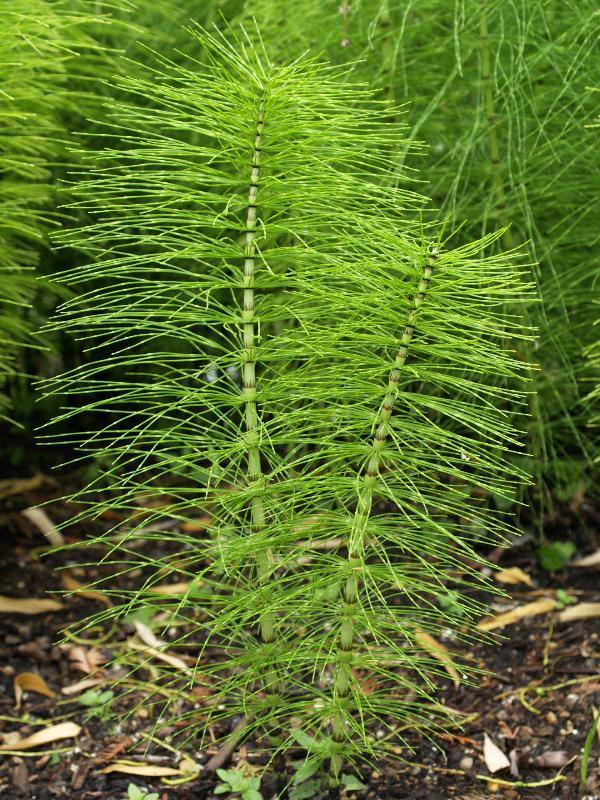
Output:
[77,688,114,720]
[215,767,262,800]
[126,784,159,800]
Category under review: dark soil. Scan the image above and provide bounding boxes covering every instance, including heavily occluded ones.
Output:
[0,479,598,800]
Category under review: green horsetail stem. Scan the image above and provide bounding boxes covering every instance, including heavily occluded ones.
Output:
[241,97,281,708]
[479,0,514,251]
[329,245,439,787]
[479,1,544,516]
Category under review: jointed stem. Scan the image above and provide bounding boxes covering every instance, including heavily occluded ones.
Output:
[329,246,438,787]
[479,2,543,518]
[479,0,513,251]
[241,97,280,707]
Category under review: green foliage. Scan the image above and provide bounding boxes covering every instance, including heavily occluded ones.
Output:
[536,541,576,572]
[127,783,159,800]
[0,0,124,431]
[289,757,366,799]
[44,26,532,783]
[77,688,115,719]
[0,0,65,417]
[216,768,262,800]
[554,589,576,610]
[580,712,600,790]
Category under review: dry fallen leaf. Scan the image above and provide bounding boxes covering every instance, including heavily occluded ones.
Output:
[61,677,106,696]
[61,574,111,606]
[535,751,569,768]
[101,761,181,777]
[558,602,600,622]
[178,755,201,776]
[0,596,63,615]
[494,567,534,587]
[0,473,54,501]
[14,673,55,709]
[0,722,81,751]
[68,646,106,674]
[0,732,21,748]
[483,733,510,773]
[571,549,600,568]
[93,737,133,765]
[20,507,64,546]
[415,629,461,688]
[132,620,162,649]
[128,638,190,673]
[130,621,190,672]
[478,598,556,631]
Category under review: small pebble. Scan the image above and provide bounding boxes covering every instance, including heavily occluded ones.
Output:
[459,756,473,770]
[546,711,558,724]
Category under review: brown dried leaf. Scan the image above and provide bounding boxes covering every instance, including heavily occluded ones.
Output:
[61,574,111,606]
[571,549,600,568]
[61,677,106,696]
[535,751,569,769]
[558,602,600,622]
[494,567,534,587]
[1,733,21,748]
[415,629,461,687]
[14,673,55,709]
[93,737,133,765]
[509,748,519,777]
[0,722,81,751]
[0,596,63,615]
[478,598,556,631]
[67,646,106,674]
[12,761,29,793]
[20,508,63,546]
[179,755,201,776]
[130,621,190,672]
[127,637,190,673]
[132,620,162,649]
[483,733,510,773]
[0,474,54,501]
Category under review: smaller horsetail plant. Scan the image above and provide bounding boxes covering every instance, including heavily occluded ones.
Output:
[0,0,133,427]
[42,26,533,792]
[0,0,73,419]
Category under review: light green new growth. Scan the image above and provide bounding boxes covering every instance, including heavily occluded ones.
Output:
[43,26,532,784]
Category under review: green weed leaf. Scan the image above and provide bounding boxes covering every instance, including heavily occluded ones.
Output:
[537,541,576,572]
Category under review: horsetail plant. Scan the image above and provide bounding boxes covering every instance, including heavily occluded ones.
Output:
[234,0,600,514]
[43,26,532,791]
[0,0,71,418]
[0,0,131,427]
